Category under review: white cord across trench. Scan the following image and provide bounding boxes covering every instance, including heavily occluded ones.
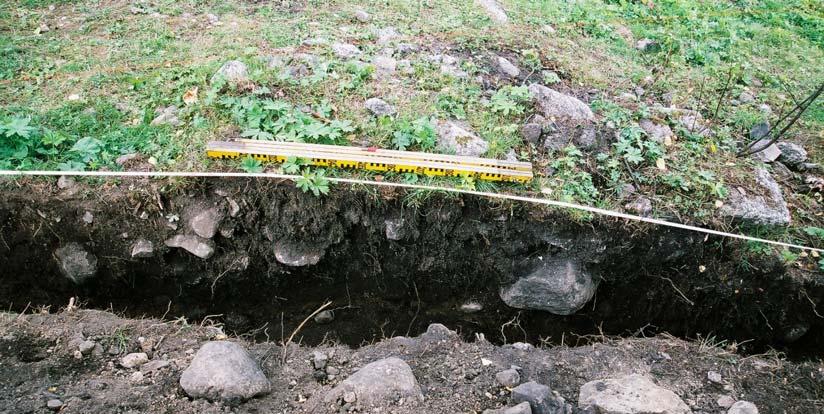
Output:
[2,170,821,253]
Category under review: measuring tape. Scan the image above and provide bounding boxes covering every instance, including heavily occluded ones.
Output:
[1,170,821,253]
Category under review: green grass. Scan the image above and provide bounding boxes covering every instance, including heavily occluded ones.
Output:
[0,0,822,249]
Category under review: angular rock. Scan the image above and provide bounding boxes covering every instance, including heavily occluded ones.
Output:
[728,401,758,414]
[332,43,362,59]
[495,368,521,388]
[495,56,520,78]
[511,381,565,414]
[312,351,328,370]
[500,257,597,315]
[521,123,543,145]
[528,84,594,122]
[639,119,673,144]
[140,359,170,373]
[47,399,63,411]
[749,139,781,163]
[54,243,98,284]
[578,374,690,414]
[57,175,76,190]
[739,90,756,104]
[323,357,422,407]
[720,168,791,226]
[385,218,405,241]
[211,60,249,84]
[365,98,396,117]
[165,235,216,259]
[188,206,224,239]
[274,240,323,266]
[130,239,154,258]
[776,142,807,167]
[574,126,597,149]
[437,120,489,157]
[120,352,149,369]
[484,402,533,414]
[636,38,657,51]
[750,121,770,140]
[476,0,509,24]
[150,106,182,127]
[180,341,270,402]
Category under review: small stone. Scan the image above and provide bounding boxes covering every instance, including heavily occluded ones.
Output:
[511,342,534,351]
[206,13,219,24]
[273,240,323,266]
[120,352,149,369]
[343,391,357,403]
[47,399,63,411]
[365,98,396,117]
[165,235,215,259]
[373,55,397,75]
[150,106,182,127]
[130,239,154,258]
[624,197,652,216]
[353,9,371,23]
[495,369,520,388]
[728,401,759,414]
[326,366,340,376]
[82,211,94,224]
[460,301,483,313]
[739,90,756,103]
[188,206,224,239]
[436,120,489,157]
[332,43,362,59]
[636,38,656,51]
[707,371,723,384]
[483,402,533,414]
[384,218,405,241]
[511,381,563,414]
[717,395,736,408]
[57,176,75,190]
[140,359,170,373]
[495,56,520,78]
[55,243,98,284]
[521,123,543,145]
[323,357,422,407]
[78,340,96,355]
[115,153,138,165]
[314,310,335,324]
[758,103,772,114]
[476,0,509,24]
[528,84,594,122]
[212,60,249,84]
[313,351,329,370]
[776,142,807,167]
[374,26,400,45]
[639,119,674,144]
[130,371,144,382]
[180,341,270,402]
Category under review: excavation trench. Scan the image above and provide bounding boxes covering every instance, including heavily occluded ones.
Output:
[0,177,821,358]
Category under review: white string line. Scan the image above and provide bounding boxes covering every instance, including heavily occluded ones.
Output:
[2,170,821,253]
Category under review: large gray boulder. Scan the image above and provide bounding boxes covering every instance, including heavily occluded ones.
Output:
[436,120,489,157]
[211,60,249,84]
[578,374,690,414]
[500,257,597,315]
[165,235,215,259]
[180,341,270,402]
[323,357,423,407]
[528,84,594,122]
[273,240,324,266]
[54,243,98,284]
[720,168,791,226]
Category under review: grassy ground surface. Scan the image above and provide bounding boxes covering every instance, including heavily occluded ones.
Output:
[1,1,822,258]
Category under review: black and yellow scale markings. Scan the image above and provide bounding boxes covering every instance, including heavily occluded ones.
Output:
[206,139,533,183]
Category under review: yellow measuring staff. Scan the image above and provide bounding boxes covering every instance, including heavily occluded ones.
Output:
[206,140,533,183]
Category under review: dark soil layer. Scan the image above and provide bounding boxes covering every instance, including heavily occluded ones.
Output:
[0,177,822,357]
[1,310,822,413]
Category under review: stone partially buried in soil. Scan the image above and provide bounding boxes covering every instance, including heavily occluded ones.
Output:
[180,341,270,402]
[528,84,594,122]
[436,120,489,157]
[500,257,597,315]
[273,240,324,266]
[578,374,690,414]
[211,60,249,84]
[511,381,566,414]
[719,168,791,226]
[365,98,396,117]
[322,357,423,408]
[54,243,98,284]
[164,235,215,259]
